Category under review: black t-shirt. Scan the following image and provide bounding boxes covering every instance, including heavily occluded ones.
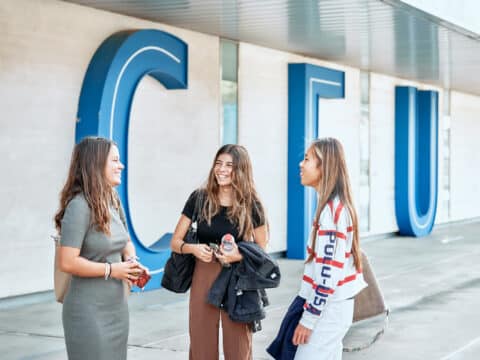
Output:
[182,190,264,245]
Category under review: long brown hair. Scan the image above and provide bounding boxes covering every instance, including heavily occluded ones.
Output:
[54,137,118,236]
[201,144,265,241]
[306,138,362,271]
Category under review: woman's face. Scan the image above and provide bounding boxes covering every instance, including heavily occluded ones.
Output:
[104,145,124,187]
[214,153,234,187]
[299,147,321,188]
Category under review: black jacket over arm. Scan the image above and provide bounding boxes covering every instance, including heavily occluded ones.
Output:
[207,242,281,329]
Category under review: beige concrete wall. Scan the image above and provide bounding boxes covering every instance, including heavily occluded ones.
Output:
[450,91,480,221]
[0,0,220,298]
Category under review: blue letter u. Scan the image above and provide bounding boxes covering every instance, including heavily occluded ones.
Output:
[395,86,438,237]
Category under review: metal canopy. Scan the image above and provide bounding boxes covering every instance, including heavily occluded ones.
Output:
[65,0,480,95]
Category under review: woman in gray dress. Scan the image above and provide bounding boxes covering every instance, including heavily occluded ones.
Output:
[54,137,142,360]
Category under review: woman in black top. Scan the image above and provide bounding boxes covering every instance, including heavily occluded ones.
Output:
[171,144,268,360]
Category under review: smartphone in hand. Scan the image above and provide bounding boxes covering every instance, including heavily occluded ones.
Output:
[209,243,221,254]
[209,243,231,268]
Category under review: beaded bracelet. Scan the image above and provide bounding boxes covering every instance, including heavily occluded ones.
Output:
[125,255,139,262]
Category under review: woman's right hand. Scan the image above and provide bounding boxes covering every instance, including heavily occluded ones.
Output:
[192,244,213,263]
[110,261,142,286]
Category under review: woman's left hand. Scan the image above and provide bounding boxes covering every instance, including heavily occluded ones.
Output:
[124,256,150,286]
[136,261,150,275]
[215,242,243,265]
[292,324,312,345]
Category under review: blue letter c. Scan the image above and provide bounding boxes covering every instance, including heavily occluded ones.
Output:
[76,29,188,290]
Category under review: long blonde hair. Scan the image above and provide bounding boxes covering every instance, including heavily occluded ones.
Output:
[54,137,119,236]
[306,138,361,271]
[201,144,265,240]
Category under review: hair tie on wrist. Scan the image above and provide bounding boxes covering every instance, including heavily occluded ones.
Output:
[180,242,186,254]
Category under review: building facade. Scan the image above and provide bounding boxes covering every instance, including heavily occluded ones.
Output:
[1,0,479,298]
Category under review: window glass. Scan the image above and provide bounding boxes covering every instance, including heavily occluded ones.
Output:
[359,71,370,232]
[221,40,238,144]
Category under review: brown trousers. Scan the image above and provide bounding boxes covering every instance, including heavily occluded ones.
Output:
[189,259,252,360]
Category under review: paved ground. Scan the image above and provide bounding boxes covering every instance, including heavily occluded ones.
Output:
[1,220,480,359]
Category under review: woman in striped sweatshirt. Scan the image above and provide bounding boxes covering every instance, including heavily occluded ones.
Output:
[268,138,367,360]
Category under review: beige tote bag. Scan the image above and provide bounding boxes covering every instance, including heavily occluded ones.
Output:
[53,235,71,303]
[353,250,388,322]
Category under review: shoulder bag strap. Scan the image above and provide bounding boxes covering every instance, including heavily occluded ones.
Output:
[189,190,205,244]
[191,189,205,222]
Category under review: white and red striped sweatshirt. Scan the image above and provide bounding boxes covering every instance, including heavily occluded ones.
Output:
[298,197,367,330]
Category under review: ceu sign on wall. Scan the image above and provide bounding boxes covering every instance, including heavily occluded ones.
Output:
[395,86,438,237]
[76,29,188,290]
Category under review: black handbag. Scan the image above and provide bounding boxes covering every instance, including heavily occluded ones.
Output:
[161,190,204,293]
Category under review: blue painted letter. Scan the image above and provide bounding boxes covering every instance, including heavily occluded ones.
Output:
[287,64,344,259]
[395,86,438,236]
[76,29,188,290]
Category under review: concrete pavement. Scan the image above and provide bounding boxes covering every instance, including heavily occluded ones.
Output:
[1,220,480,359]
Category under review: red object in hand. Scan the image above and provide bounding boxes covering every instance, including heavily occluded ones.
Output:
[135,270,151,289]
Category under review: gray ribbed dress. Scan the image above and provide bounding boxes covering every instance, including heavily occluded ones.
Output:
[60,194,129,360]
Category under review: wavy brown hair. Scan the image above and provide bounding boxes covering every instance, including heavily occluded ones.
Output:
[54,137,119,236]
[201,144,265,241]
[306,138,362,272]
